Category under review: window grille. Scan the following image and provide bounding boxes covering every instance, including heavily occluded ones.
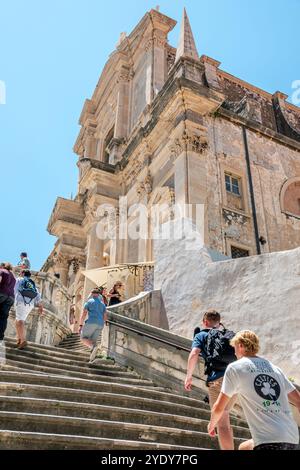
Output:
[231,246,249,259]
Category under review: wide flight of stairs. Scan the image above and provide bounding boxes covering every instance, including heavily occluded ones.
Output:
[57,332,91,353]
[0,335,251,449]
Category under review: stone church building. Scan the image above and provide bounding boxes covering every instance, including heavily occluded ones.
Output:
[42,8,300,316]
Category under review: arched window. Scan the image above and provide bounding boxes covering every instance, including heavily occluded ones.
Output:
[280,177,300,218]
[103,127,114,164]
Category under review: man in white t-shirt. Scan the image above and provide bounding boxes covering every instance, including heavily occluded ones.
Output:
[208,330,300,450]
[14,271,43,350]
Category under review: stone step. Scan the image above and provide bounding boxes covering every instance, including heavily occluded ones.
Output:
[4,349,140,379]
[0,430,207,450]
[59,339,84,346]
[0,382,212,422]
[58,342,89,348]
[0,370,212,409]
[5,343,109,365]
[59,344,88,350]
[0,382,248,429]
[5,338,91,360]
[0,395,251,438]
[59,335,89,342]
[3,345,120,371]
[2,360,154,386]
[0,411,245,449]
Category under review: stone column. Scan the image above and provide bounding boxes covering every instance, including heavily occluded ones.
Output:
[145,30,167,104]
[84,127,97,159]
[171,131,209,244]
[115,67,130,139]
[109,67,131,165]
[82,222,105,302]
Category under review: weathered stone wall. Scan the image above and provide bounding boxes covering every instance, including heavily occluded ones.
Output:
[154,219,300,383]
[6,271,72,345]
[205,115,300,256]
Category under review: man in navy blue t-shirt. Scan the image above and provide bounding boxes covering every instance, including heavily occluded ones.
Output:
[185,309,236,450]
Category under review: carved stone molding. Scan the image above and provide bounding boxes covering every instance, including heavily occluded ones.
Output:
[86,127,96,137]
[169,132,208,157]
[52,252,69,268]
[136,170,153,198]
[123,153,149,187]
[223,208,249,226]
[70,258,82,274]
[117,66,133,83]
[182,132,208,154]
[144,32,167,52]
[169,139,183,158]
[77,158,91,180]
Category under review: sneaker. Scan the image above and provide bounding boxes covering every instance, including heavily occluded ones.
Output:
[89,345,98,363]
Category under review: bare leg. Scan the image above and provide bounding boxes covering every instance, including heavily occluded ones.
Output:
[216,411,234,450]
[208,379,235,450]
[81,338,94,348]
[15,320,21,342]
[239,439,254,451]
[16,320,26,344]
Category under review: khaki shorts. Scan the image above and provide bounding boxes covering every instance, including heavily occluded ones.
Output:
[15,302,34,322]
[207,377,237,411]
[81,323,103,344]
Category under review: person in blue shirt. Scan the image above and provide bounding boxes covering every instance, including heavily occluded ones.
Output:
[79,289,107,362]
[184,309,236,450]
[17,252,31,271]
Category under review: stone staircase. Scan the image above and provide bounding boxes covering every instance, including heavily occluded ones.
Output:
[57,332,91,353]
[0,336,251,449]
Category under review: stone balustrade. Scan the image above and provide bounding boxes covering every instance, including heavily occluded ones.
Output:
[6,270,72,346]
[107,290,168,329]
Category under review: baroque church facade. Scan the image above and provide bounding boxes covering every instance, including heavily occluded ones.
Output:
[42,8,300,316]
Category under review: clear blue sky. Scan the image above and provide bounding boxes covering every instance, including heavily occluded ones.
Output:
[0,0,299,270]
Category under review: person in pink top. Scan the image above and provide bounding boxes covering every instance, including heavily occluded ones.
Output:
[0,262,16,341]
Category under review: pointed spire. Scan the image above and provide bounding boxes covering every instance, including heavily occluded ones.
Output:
[175,8,199,63]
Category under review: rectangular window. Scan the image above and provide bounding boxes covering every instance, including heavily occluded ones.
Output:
[231,246,249,259]
[225,173,241,196]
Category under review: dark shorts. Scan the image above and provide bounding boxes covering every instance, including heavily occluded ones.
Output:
[254,442,298,451]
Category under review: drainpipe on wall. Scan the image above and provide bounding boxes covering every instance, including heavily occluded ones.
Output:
[242,126,261,255]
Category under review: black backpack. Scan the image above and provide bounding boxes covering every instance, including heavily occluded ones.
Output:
[204,326,237,377]
[19,277,38,305]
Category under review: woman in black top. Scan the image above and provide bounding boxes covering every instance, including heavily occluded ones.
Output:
[108,282,123,306]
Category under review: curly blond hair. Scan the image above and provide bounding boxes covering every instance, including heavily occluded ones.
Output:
[230,330,260,355]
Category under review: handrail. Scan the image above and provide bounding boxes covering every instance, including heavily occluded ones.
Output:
[107,318,191,353]
[107,317,207,385]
